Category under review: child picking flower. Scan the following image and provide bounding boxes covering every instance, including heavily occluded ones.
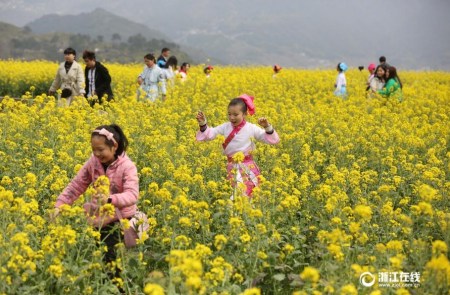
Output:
[52,124,139,283]
[196,95,280,198]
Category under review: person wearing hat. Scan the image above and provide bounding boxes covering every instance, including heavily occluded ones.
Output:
[366,63,376,91]
[49,47,85,104]
[334,62,348,97]
[204,65,213,78]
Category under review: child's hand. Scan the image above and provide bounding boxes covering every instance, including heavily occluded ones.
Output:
[49,207,60,221]
[258,117,270,128]
[196,111,207,126]
[95,193,109,205]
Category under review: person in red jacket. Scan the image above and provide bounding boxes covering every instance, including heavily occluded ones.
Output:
[53,124,139,279]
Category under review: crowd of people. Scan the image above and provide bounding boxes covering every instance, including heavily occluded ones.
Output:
[332,56,403,101]
[48,47,195,105]
[48,47,404,106]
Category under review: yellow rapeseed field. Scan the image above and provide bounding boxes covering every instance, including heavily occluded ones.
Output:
[0,60,449,294]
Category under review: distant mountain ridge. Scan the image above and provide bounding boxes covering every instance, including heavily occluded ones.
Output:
[24,8,212,64]
[26,8,168,43]
[0,19,194,64]
[1,0,449,70]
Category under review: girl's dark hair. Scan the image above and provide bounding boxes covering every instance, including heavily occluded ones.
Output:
[336,63,343,72]
[386,66,403,89]
[64,47,76,56]
[228,98,247,114]
[181,63,190,70]
[204,65,213,74]
[91,124,128,156]
[165,56,178,69]
[375,64,387,79]
[144,53,156,62]
[82,50,96,60]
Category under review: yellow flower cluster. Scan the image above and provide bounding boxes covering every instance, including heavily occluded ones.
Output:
[0,60,449,294]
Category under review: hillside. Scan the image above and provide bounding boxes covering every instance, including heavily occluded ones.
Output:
[1,1,449,69]
[26,8,169,43]
[0,20,194,64]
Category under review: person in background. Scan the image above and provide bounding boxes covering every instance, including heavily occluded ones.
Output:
[82,50,114,107]
[379,56,390,67]
[366,63,376,90]
[273,64,282,78]
[179,62,190,81]
[157,48,170,68]
[49,47,85,104]
[137,53,167,102]
[162,56,178,83]
[334,62,348,98]
[378,66,403,101]
[369,64,387,94]
[204,65,214,78]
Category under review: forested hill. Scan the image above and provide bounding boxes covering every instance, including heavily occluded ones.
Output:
[0,9,194,64]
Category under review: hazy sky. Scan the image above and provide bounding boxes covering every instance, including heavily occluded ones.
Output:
[1,0,449,69]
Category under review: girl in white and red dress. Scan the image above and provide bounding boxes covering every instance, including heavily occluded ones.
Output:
[196,95,280,197]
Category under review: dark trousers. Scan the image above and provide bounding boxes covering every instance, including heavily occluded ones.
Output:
[100,222,122,278]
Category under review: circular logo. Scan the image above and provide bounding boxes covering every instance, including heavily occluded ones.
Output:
[359,272,376,287]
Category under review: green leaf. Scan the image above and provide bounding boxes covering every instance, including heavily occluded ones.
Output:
[273,273,286,281]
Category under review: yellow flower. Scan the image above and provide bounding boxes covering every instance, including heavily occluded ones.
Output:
[257,251,268,260]
[386,240,403,252]
[144,283,165,295]
[340,284,358,295]
[214,234,228,250]
[424,254,450,287]
[283,243,295,254]
[353,205,372,222]
[240,233,251,243]
[48,263,64,278]
[417,183,438,202]
[178,217,192,227]
[239,288,261,295]
[93,175,110,195]
[432,240,448,256]
[300,266,320,283]
[232,151,245,163]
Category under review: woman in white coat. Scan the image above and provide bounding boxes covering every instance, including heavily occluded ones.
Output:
[49,47,85,104]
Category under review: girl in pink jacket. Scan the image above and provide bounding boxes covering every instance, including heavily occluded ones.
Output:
[196,95,280,198]
[54,124,138,274]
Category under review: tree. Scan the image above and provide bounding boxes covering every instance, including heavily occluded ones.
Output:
[112,33,121,42]
[127,34,147,48]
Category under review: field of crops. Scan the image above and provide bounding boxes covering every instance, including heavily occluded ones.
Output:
[0,60,449,295]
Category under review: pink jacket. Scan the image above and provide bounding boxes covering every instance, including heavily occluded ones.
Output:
[56,153,139,222]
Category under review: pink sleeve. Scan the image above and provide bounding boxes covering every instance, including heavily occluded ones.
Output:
[196,123,227,141]
[55,158,94,207]
[110,163,139,209]
[253,124,280,144]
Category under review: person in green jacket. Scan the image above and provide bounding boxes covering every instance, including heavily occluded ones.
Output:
[378,66,403,101]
